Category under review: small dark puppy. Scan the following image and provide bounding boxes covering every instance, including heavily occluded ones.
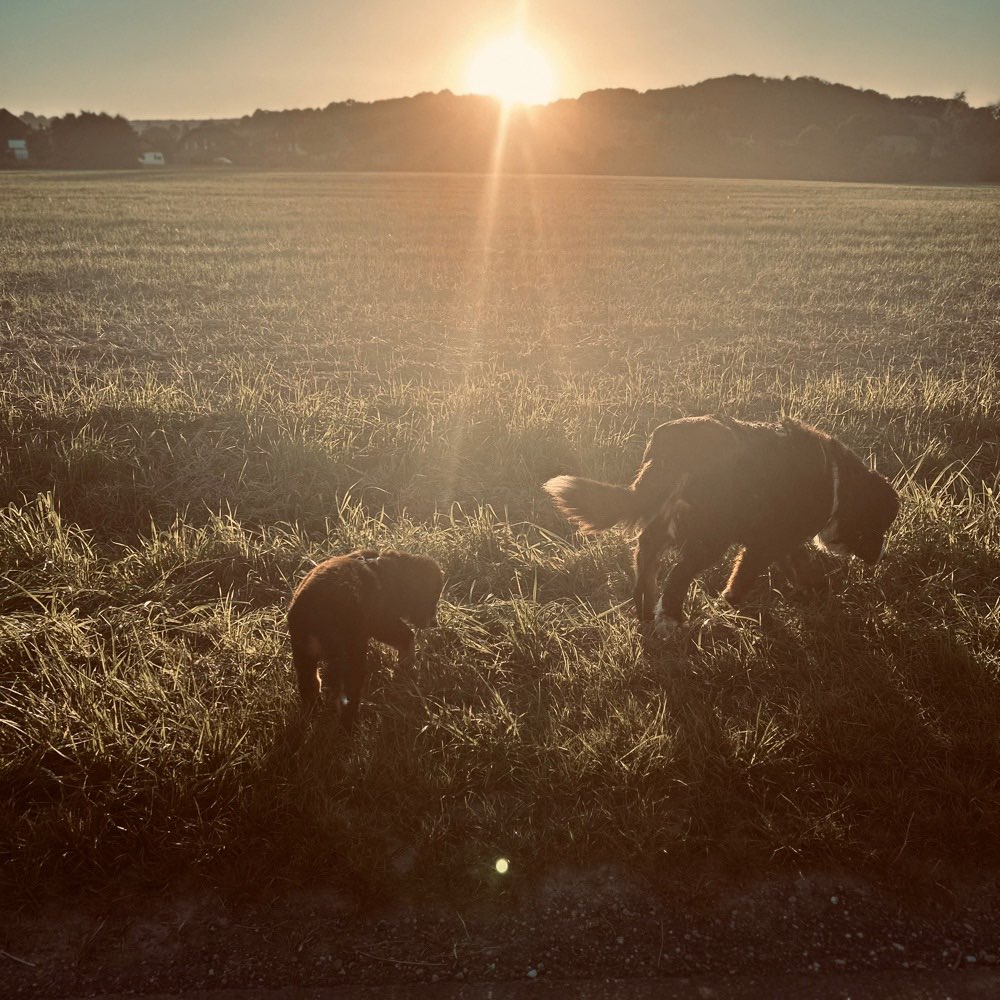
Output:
[287,549,444,730]
[544,416,899,635]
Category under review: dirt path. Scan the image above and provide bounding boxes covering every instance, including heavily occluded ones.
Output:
[4,867,998,997]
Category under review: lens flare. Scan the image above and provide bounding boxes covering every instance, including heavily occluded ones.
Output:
[495,857,510,874]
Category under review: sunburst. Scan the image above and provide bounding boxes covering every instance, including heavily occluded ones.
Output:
[466,33,556,106]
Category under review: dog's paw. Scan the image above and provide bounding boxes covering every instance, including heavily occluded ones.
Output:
[653,618,681,638]
[653,599,682,638]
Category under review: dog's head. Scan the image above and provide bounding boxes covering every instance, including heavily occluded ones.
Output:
[372,550,444,627]
[819,467,899,564]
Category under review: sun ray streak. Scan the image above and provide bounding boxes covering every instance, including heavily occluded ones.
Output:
[438,99,512,502]
[442,3,552,502]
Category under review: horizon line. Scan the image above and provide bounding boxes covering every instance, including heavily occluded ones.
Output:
[10,72,993,124]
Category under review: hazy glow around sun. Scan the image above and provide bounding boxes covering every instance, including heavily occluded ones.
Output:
[466,33,556,106]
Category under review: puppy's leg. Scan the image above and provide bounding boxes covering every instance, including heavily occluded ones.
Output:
[372,618,417,672]
[291,636,322,711]
[633,517,671,622]
[722,545,778,606]
[339,640,369,733]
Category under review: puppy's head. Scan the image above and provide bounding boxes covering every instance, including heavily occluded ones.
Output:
[376,550,444,627]
[820,468,899,564]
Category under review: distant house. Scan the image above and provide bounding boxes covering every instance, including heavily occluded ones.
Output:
[138,151,165,166]
[1,107,30,163]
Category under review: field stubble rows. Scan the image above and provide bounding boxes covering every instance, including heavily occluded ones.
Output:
[0,171,998,900]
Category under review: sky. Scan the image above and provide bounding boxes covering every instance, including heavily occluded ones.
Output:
[2,0,998,119]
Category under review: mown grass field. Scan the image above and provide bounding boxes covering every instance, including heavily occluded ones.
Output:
[1,170,998,902]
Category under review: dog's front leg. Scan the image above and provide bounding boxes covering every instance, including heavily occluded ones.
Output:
[339,642,369,733]
[291,639,322,711]
[372,618,417,672]
[722,545,777,606]
[776,545,827,596]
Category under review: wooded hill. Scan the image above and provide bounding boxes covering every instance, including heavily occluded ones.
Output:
[6,75,1000,181]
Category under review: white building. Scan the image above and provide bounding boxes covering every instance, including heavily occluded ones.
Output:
[138,151,165,166]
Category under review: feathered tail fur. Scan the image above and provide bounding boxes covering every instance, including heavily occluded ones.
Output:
[543,473,649,534]
[544,417,746,535]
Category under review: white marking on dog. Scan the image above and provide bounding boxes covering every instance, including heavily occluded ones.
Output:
[814,447,846,556]
[653,596,680,636]
[815,527,849,558]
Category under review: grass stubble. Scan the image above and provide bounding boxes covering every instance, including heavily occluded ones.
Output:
[0,171,998,903]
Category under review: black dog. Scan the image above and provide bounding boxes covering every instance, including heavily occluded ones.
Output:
[544,416,899,634]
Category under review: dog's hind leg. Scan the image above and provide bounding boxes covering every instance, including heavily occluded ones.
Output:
[633,516,672,622]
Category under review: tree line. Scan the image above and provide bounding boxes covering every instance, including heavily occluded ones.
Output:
[4,75,1000,182]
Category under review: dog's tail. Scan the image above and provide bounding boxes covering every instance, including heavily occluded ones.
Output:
[545,417,743,536]
[542,474,649,534]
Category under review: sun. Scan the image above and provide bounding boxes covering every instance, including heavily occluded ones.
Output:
[466,33,556,106]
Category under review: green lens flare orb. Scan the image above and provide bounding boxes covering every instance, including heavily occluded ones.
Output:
[495,857,509,874]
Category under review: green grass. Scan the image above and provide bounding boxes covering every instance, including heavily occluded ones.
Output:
[1,170,998,901]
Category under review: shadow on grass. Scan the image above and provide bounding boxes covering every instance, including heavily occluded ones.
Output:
[630,566,1000,872]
